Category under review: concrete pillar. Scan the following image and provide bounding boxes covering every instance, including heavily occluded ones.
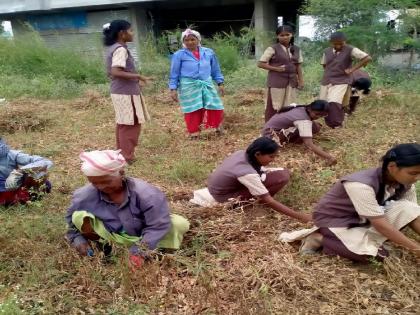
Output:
[254,0,277,58]
[129,6,153,62]
[9,17,31,36]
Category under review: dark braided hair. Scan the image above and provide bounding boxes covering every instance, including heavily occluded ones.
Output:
[278,100,329,114]
[377,143,420,205]
[103,20,131,46]
[276,25,295,54]
[246,137,280,174]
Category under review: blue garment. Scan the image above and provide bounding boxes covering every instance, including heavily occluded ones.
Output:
[66,178,172,252]
[168,47,224,90]
[0,150,53,192]
[178,78,224,113]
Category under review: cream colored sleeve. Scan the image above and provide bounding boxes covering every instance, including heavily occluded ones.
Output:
[112,47,128,68]
[351,47,369,60]
[237,174,269,197]
[259,47,276,63]
[343,181,385,217]
[293,120,313,138]
[320,53,326,65]
[298,49,303,63]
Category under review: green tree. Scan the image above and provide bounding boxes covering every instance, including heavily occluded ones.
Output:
[398,6,420,67]
[303,0,419,59]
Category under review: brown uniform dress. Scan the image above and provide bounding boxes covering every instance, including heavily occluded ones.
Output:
[106,43,150,162]
[320,45,368,128]
[260,44,303,122]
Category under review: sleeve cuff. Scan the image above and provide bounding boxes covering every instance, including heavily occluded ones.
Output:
[129,244,151,257]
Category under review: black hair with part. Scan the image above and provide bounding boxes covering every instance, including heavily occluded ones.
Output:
[276,25,295,53]
[246,137,280,173]
[278,100,329,114]
[103,20,131,46]
[377,143,420,204]
[330,31,347,41]
[353,77,372,95]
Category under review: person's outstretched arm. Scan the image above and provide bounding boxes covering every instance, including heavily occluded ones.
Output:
[259,194,312,223]
[302,138,337,165]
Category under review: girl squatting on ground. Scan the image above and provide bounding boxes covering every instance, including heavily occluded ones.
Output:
[281,143,420,263]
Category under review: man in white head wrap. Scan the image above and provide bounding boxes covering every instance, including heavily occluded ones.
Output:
[66,149,190,269]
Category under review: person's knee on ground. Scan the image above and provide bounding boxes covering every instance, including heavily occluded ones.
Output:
[325,102,345,128]
[312,121,322,134]
[266,169,290,196]
[408,216,420,234]
[81,217,100,241]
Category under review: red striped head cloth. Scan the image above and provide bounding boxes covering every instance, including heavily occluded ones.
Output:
[80,150,126,176]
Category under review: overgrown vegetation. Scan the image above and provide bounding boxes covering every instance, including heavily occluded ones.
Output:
[303,0,420,60]
[0,24,419,314]
[0,33,107,99]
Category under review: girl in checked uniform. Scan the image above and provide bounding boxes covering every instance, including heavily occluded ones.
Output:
[103,20,152,163]
[258,25,304,122]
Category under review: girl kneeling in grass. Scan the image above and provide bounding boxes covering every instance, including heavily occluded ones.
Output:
[281,143,420,263]
[190,137,311,223]
[261,100,337,166]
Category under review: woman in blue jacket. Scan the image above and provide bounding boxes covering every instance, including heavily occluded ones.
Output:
[169,29,225,138]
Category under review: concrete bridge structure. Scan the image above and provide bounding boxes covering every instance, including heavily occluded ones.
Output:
[0,0,303,58]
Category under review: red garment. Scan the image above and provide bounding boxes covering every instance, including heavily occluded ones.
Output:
[184,109,223,134]
[0,188,30,206]
[192,49,200,60]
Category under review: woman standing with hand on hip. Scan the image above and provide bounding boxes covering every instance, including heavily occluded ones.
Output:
[169,29,225,139]
[104,20,152,163]
[320,31,371,128]
[258,25,304,122]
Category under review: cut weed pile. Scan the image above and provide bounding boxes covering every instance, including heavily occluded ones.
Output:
[0,87,419,314]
